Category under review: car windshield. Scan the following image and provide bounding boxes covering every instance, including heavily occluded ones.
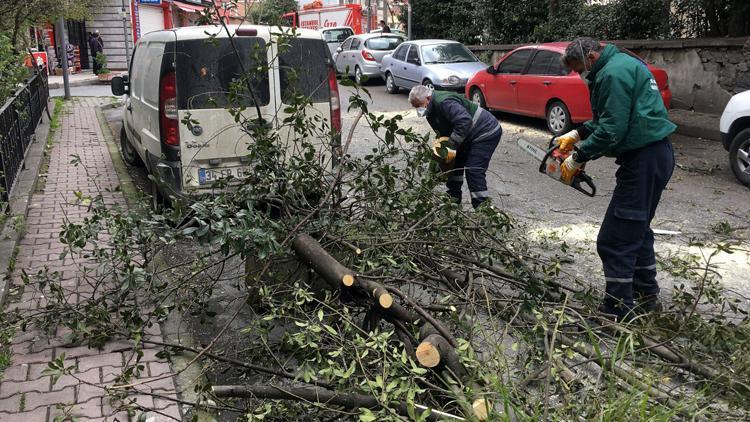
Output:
[421,43,476,64]
[364,36,403,51]
[323,28,353,43]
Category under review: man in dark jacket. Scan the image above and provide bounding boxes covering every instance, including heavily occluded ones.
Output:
[409,85,502,208]
[557,37,676,321]
[379,20,391,33]
[88,31,103,74]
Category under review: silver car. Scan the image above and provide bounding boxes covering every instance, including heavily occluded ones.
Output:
[334,33,405,85]
[380,40,486,94]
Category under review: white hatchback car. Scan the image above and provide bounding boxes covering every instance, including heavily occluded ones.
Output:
[111,25,341,198]
[720,90,750,187]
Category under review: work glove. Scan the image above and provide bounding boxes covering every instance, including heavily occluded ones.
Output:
[560,154,584,185]
[554,130,581,153]
[432,136,456,163]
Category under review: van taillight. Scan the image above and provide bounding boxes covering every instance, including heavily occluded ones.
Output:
[328,67,341,133]
[159,71,179,146]
[361,50,375,61]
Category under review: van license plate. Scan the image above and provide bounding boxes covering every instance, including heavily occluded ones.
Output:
[198,166,250,185]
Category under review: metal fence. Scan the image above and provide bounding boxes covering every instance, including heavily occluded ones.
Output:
[0,71,49,206]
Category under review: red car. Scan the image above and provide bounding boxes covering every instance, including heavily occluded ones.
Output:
[465,42,672,135]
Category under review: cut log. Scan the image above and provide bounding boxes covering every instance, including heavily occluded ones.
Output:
[416,334,467,380]
[416,334,448,368]
[472,398,490,420]
[212,384,455,421]
[293,234,356,289]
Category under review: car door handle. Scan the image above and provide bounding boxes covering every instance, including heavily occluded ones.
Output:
[543,81,552,86]
[509,80,517,85]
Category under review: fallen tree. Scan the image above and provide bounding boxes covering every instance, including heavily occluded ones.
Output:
[3,13,749,421]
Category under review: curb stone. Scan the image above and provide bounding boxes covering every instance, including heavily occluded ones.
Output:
[95,104,217,422]
[0,99,56,308]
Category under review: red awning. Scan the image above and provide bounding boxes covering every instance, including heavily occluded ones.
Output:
[174,1,206,13]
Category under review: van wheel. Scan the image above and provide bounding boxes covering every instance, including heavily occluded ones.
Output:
[385,73,399,94]
[470,88,486,109]
[120,127,144,167]
[546,100,572,136]
[729,128,750,187]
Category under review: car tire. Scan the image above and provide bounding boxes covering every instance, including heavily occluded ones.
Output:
[423,79,435,90]
[355,66,365,85]
[546,100,572,136]
[729,128,750,187]
[120,127,144,167]
[470,88,486,109]
[385,72,399,94]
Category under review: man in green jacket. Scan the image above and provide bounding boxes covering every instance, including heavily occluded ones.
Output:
[556,38,676,322]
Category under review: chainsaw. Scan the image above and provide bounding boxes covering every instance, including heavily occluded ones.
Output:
[517,137,596,197]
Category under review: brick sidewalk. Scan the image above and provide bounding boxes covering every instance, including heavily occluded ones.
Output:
[0,98,182,421]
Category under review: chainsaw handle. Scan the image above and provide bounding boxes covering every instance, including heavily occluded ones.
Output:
[572,172,596,197]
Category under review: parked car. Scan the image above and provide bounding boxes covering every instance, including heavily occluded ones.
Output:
[321,26,354,57]
[381,40,486,94]
[465,42,672,135]
[369,28,407,38]
[720,90,750,187]
[334,33,405,84]
[110,25,341,198]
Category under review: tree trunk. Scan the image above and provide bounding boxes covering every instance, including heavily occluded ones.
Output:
[293,233,355,289]
[212,384,452,421]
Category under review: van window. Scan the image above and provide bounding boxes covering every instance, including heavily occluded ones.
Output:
[143,42,166,106]
[175,38,270,110]
[364,36,403,51]
[279,38,330,104]
[129,45,149,100]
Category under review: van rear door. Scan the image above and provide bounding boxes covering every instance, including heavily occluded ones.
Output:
[275,36,338,171]
[174,29,275,190]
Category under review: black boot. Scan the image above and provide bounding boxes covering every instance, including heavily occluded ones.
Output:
[635,293,662,314]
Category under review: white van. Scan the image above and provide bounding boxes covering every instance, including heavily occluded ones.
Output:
[111,25,341,197]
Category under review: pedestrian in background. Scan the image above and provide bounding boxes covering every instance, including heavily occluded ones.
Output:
[409,85,502,208]
[556,37,676,322]
[379,20,391,33]
[89,30,103,74]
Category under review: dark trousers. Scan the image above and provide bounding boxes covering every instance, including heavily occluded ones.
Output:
[446,129,502,208]
[598,138,674,315]
[92,57,100,74]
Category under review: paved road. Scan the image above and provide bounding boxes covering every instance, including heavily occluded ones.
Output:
[102,80,750,296]
[51,84,120,98]
[340,82,750,296]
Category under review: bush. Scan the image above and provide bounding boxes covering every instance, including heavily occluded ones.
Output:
[95,52,110,74]
[0,35,30,104]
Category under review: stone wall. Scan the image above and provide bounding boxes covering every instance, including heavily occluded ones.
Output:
[86,0,135,71]
[468,38,750,114]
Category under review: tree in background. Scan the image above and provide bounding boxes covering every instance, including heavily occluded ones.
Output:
[249,0,299,25]
[0,0,100,50]
[406,0,749,45]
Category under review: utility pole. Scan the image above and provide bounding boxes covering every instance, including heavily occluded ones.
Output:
[55,17,70,99]
[407,1,412,40]
[121,0,131,69]
[366,0,372,32]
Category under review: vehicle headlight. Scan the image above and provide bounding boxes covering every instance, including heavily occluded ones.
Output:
[443,75,461,85]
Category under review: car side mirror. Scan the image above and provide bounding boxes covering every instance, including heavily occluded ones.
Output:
[111,75,128,96]
[409,58,421,66]
[487,65,497,75]
[336,47,343,53]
